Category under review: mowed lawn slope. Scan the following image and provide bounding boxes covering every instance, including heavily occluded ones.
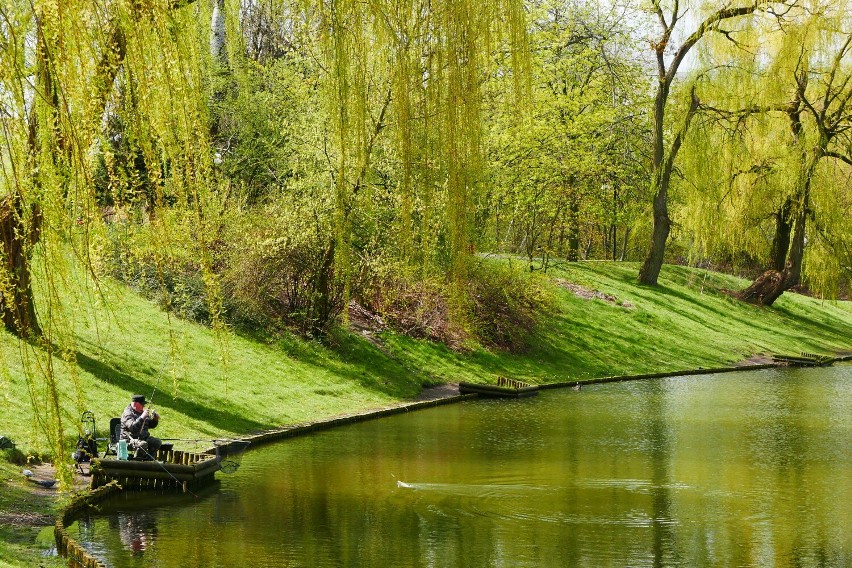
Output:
[379,261,852,384]
[1,261,850,457]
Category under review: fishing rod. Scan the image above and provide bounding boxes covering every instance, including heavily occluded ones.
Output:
[139,354,169,432]
[160,438,242,443]
[147,354,170,414]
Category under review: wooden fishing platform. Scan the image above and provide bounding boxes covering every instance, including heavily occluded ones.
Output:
[772,352,835,367]
[90,448,220,492]
[459,376,539,398]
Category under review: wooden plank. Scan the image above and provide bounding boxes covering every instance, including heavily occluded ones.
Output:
[94,458,198,475]
[459,382,539,398]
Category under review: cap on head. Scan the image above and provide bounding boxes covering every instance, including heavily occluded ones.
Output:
[131,394,146,405]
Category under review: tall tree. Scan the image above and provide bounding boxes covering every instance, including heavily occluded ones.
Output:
[637,0,795,285]
[0,0,206,338]
[0,0,210,485]
[484,0,648,268]
[737,22,852,304]
[676,7,851,304]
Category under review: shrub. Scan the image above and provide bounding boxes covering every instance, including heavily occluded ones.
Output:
[358,258,550,352]
[106,229,213,326]
[358,262,465,347]
[465,261,552,352]
[220,208,343,338]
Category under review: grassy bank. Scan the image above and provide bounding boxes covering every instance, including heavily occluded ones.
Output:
[1,261,851,565]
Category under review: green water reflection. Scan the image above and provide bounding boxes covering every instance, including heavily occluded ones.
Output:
[76,366,851,567]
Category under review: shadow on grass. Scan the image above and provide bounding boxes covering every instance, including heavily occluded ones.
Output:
[770,303,852,345]
[322,330,428,396]
[229,325,427,398]
[74,352,268,433]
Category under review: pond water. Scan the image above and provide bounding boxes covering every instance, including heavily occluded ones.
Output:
[71,365,851,567]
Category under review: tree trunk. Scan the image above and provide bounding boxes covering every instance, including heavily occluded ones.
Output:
[739,153,817,306]
[210,0,227,64]
[566,191,579,262]
[311,239,338,336]
[639,88,699,285]
[0,195,42,338]
[620,227,630,261]
[770,197,793,271]
[638,182,671,284]
[737,209,805,306]
[737,214,806,306]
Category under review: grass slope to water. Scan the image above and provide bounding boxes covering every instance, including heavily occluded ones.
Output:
[0,261,850,564]
[2,261,851,454]
[380,261,852,383]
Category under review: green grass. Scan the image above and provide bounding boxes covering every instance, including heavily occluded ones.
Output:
[3,261,851,455]
[0,260,850,566]
[379,262,852,383]
[2,261,851,456]
[0,459,63,568]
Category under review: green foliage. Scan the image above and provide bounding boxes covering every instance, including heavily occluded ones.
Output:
[220,203,342,337]
[211,53,320,205]
[675,6,852,297]
[484,0,650,266]
[465,260,553,352]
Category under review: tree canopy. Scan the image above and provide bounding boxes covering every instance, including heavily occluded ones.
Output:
[1,0,851,482]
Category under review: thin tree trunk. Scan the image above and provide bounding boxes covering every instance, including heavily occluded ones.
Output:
[0,195,41,337]
[639,88,699,285]
[620,227,630,261]
[566,189,580,262]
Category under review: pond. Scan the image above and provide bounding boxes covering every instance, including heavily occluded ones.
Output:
[70,365,851,567]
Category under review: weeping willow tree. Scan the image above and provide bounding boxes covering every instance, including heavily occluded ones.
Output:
[206,0,528,333]
[737,9,852,304]
[677,2,852,304]
[0,0,224,485]
[636,0,798,286]
[301,0,530,313]
[1,0,528,480]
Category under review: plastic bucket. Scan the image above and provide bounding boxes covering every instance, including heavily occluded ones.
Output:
[117,439,129,460]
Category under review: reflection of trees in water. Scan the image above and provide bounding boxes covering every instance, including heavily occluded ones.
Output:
[745,373,840,566]
[77,516,95,546]
[110,511,158,556]
[212,490,246,524]
[644,380,680,568]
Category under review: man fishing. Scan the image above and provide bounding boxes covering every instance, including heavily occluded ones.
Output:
[120,394,162,459]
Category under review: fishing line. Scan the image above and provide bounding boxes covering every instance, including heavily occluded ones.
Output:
[128,353,203,496]
[141,353,170,431]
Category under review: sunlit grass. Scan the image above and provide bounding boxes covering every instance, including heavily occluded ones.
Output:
[381,262,852,384]
[0,261,850,461]
[0,460,64,567]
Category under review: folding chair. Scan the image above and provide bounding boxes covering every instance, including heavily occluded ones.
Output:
[103,417,122,457]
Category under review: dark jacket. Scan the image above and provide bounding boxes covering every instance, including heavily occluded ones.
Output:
[120,404,154,441]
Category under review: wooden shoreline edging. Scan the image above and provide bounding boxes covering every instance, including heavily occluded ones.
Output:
[540,363,779,390]
[239,394,478,448]
[90,448,221,491]
[54,481,121,568]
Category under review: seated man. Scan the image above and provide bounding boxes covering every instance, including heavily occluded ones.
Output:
[120,394,162,459]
